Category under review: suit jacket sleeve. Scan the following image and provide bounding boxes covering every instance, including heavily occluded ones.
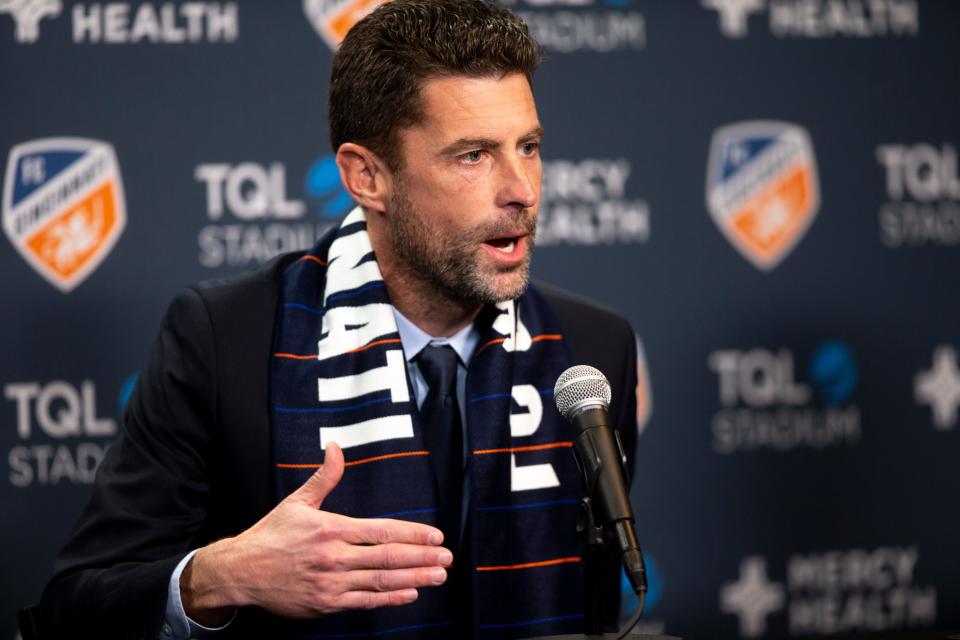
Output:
[39,286,220,639]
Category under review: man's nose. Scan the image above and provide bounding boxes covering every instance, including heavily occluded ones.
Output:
[496,154,539,210]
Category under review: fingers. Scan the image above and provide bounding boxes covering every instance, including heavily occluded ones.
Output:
[333,589,419,610]
[345,566,447,593]
[288,442,345,509]
[340,516,444,546]
[338,542,453,571]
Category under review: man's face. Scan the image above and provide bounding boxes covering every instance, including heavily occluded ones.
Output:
[386,73,543,305]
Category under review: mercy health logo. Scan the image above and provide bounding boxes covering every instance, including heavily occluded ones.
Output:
[195,155,351,268]
[0,0,60,43]
[303,0,384,50]
[537,158,650,246]
[702,0,918,39]
[1,1,238,44]
[877,143,960,248]
[706,121,819,271]
[721,557,784,637]
[4,379,117,488]
[501,0,644,54]
[915,345,960,431]
[708,341,860,454]
[721,548,937,638]
[2,138,126,292]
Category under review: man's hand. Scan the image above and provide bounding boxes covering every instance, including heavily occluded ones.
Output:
[180,442,452,625]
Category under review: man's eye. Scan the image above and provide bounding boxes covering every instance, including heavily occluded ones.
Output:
[521,142,540,156]
[462,150,483,163]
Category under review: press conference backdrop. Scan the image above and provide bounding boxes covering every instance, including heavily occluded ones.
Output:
[2,1,958,638]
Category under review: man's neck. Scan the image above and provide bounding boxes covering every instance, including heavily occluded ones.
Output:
[381,267,482,338]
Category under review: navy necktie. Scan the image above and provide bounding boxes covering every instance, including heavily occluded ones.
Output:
[416,344,463,551]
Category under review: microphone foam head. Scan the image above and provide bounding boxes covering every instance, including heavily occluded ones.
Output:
[554,365,612,419]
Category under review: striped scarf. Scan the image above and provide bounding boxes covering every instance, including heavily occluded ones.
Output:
[270,208,582,639]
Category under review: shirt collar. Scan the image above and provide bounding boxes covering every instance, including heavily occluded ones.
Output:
[393,307,480,367]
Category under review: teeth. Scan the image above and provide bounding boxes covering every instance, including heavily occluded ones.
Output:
[497,240,516,253]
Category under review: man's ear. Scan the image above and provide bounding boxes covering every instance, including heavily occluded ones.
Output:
[335,143,392,214]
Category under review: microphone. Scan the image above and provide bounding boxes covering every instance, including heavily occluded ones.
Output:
[554,365,647,595]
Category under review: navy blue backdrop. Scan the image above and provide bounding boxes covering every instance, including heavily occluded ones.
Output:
[2,1,958,638]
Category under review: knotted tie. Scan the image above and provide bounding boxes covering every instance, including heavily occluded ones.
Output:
[416,344,463,551]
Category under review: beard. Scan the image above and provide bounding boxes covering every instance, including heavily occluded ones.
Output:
[387,185,537,306]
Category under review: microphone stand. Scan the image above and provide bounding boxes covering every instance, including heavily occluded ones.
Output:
[578,496,611,636]
[527,365,679,640]
[519,464,680,640]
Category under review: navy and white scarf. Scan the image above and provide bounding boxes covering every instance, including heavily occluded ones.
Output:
[270,208,583,639]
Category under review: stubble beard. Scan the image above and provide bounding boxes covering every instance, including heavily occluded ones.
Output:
[388,186,537,306]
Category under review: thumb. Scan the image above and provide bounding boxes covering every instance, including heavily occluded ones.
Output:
[288,441,345,509]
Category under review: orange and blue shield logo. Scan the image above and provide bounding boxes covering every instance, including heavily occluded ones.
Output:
[2,138,126,292]
[706,121,820,271]
[303,0,389,50]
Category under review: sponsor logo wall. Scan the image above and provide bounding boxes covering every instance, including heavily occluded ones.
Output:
[503,0,646,53]
[877,143,960,248]
[721,548,937,637]
[538,157,651,246]
[1,1,958,638]
[4,379,118,488]
[915,345,960,431]
[705,121,819,270]
[708,341,860,454]
[702,0,919,39]
[194,157,345,268]
[1,1,239,44]
[3,138,126,292]
[303,0,384,50]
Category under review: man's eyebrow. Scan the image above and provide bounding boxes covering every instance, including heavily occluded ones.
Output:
[440,137,500,156]
[522,126,545,142]
[439,126,545,156]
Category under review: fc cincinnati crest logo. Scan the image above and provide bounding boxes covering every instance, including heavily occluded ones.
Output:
[705,121,820,271]
[2,138,126,292]
[303,0,388,50]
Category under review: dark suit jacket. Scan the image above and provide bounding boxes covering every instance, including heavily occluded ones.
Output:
[38,252,639,639]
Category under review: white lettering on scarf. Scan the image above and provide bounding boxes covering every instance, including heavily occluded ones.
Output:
[324,230,382,301]
[493,300,532,352]
[509,384,559,491]
[318,350,409,403]
[314,208,414,449]
[320,415,414,449]
[317,303,398,361]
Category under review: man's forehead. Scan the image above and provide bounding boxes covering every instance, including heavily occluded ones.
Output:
[413,73,540,139]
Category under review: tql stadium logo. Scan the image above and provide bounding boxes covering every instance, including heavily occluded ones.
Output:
[195,154,351,268]
[2,138,126,292]
[706,121,819,271]
[876,143,960,248]
[501,0,645,54]
[708,341,861,454]
[303,0,386,50]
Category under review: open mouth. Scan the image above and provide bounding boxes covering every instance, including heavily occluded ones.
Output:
[485,236,519,253]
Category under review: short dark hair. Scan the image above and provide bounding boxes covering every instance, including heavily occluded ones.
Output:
[328,0,542,170]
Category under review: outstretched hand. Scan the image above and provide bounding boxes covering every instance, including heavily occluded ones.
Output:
[181,442,452,625]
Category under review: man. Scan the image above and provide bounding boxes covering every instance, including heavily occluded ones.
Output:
[36,1,639,638]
